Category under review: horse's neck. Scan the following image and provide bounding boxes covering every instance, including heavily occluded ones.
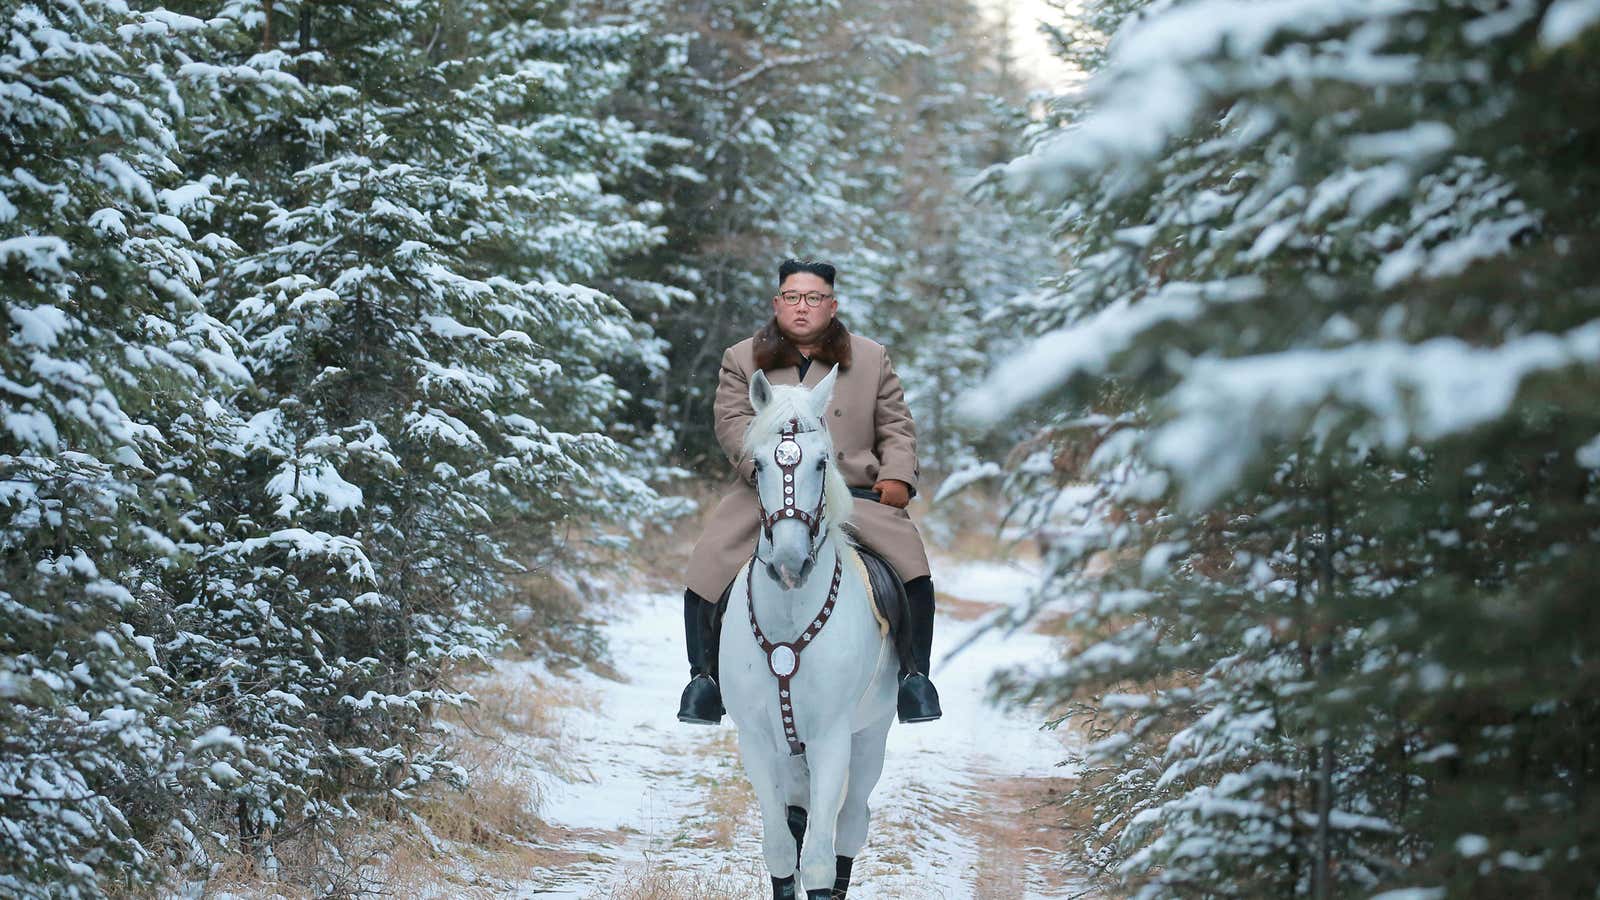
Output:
[752,540,842,639]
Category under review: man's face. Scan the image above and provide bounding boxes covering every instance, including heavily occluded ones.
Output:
[772,273,838,345]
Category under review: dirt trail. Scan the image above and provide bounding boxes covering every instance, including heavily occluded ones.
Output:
[473,501,1095,899]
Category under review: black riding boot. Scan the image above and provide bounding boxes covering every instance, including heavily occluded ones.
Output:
[896,576,942,723]
[677,589,725,725]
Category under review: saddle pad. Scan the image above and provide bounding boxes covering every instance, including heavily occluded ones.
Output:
[849,542,904,638]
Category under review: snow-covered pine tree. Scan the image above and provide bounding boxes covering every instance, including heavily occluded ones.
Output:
[857,0,1059,476]
[1,2,251,894]
[157,0,674,873]
[582,0,937,462]
[968,0,1600,895]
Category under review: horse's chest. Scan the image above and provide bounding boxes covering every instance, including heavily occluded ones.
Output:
[725,602,883,756]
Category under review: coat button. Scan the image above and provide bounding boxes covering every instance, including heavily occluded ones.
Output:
[833,409,842,416]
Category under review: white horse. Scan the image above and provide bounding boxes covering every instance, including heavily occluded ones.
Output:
[720,364,900,900]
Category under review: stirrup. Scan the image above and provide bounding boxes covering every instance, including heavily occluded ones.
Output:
[896,672,941,723]
[677,674,724,725]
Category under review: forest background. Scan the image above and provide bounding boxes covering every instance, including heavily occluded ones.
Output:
[3,0,1597,897]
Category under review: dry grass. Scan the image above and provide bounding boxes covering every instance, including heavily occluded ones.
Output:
[686,730,758,850]
[863,768,1099,900]
[361,665,605,894]
[935,588,1007,621]
[208,663,599,898]
[600,855,770,899]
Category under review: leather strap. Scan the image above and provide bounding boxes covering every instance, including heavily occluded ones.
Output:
[756,419,827,549]
[745,553,844,756]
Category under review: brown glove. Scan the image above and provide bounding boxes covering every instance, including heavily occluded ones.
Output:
[874,479,911,509]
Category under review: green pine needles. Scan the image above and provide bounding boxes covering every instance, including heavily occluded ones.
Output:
[975,0,1600,896]
[2,0,671,894]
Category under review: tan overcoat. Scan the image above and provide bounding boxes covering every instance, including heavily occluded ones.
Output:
[684,318,931,602]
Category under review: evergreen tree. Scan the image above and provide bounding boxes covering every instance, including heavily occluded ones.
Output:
[968,0,1600,895]
[4,0,678,890]
[860,0,1059,475]
[1,2,250,894]
[163,0,675,868]
[581,0,934,461]
[572,0,1055,478]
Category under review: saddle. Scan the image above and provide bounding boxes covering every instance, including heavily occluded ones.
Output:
[844,537,906,638]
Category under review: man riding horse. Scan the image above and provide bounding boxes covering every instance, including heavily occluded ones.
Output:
[678,257,942,726]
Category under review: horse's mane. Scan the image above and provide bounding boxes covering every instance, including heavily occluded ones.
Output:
[744,384,855,550]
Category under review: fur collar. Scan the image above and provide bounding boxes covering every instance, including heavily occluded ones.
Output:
[753,317,853,372]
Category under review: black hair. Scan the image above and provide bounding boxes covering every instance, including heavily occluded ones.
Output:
[778,257,836,288]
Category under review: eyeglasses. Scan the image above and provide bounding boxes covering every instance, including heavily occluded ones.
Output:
[777,291,834,308]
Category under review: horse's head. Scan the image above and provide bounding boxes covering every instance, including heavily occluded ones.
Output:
[745,365,853,590]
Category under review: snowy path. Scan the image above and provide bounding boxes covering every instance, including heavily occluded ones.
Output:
[503,551,1089,899]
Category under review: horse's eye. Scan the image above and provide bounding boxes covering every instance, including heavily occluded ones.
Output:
[815,460,826,471]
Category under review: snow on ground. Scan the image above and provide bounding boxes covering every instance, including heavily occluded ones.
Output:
[508,549,1088,898]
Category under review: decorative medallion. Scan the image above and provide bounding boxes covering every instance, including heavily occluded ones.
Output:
[768,644,798,677]
[775,439,801,466]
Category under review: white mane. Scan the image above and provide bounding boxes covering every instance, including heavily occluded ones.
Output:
[743,383,855,549]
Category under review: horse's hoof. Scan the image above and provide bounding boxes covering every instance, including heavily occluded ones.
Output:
[805,891,834,899]
[770,874,797,900]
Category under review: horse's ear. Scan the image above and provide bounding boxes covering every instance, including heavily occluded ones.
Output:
[750,369,773,412]
[810,364,840,419]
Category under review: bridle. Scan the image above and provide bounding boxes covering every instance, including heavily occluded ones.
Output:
[753,417,828,566]
[746,416,842,756]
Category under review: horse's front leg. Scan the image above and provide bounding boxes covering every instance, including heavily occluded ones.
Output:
[798,729,852,897]
[736,731,802,896]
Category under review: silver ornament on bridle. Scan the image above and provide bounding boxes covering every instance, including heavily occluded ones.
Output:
[754,418,827,565]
